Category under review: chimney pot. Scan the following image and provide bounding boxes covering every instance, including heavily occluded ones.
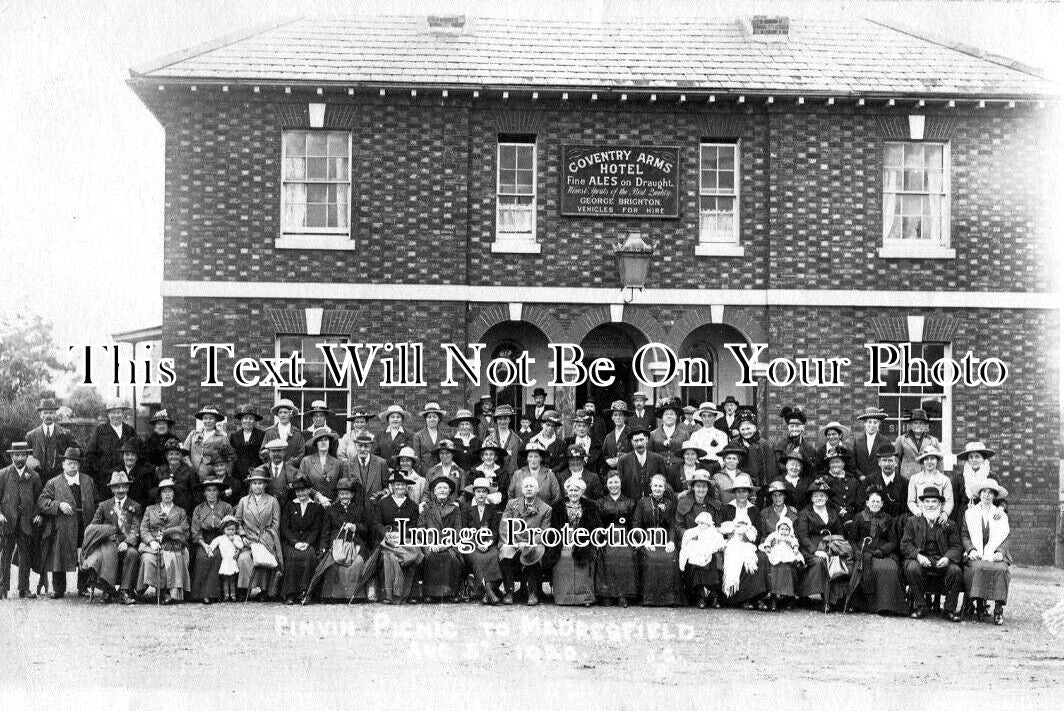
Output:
[751,15,789,36]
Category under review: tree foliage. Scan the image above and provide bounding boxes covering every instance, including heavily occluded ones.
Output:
[0,312,69,402]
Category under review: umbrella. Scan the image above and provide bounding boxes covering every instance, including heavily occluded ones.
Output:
[350,546,383,604]
[844,536,874,613]
[301,550,337,605]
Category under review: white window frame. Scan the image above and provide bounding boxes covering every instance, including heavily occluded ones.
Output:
[274,334,352,431]
[493,139,540,254]
[695,141,744,257]
[876,342,954,470]
[278,130,354,251]
[879,141,955,259]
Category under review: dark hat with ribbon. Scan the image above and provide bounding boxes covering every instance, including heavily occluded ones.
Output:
[386,470,415,486]
[119,440,140,455]
[780,405,807,424]
[234,404,263,422]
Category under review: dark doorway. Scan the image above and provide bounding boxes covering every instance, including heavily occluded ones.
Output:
[576,323,649,414]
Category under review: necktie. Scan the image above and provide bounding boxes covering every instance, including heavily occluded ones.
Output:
[982,517,990,545]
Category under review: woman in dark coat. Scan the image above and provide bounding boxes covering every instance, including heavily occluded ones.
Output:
[449,410,482,473]
[759,480,801,605]
[667,442,715,495]
[279,477,325,604]
[189,477,234,603]
[319,477,369,601]
[719,473,769,609]
[368,471,424,603]
[462,476,504,604]
[143,409,177,470]
[632,474,683,606]
[547,476,601,606]
[228,405,265,489]
[844,486,908,615]
[152,439,198,513]
[795,478,850,612]
[673,470,723,607]
[595,472,638,607]
[732,414,779,493]
[417,475,465,601]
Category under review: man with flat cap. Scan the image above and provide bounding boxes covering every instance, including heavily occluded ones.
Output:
[0,442,44,599]
[26,398,78,480]
[345,431,388,499]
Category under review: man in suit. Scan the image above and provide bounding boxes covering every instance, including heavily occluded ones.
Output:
[859,443,909,520]
[616,429,667,501]
[37,447,97,598]
[528,411,567,474]
[86,471,142,604]
[581,401,608,446]
[115,439,154,509]
[901,485,964,621]
[263,399,306,468]
[84,400,138,492]
[628,393,656,433]
[601,401,631,474]
[564,414,601,476]
[258,439,301,503]
[851,407,894,483]
[25,398,78,480]
[714,396,741,440]
[0,442,43,599]
[524,387,550,436]
[345,431,388,498]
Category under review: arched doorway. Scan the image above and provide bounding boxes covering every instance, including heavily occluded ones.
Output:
[576,323,649,414]
[480,320,553,415]
[678,323,755,407]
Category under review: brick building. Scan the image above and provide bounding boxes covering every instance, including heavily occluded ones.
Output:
[130,15,1060,562]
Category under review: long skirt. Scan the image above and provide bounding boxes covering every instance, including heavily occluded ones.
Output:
[236,550,279,595]
[682,563,721,594]
[421,548,463,598]
[380,546,423,601]
[856,557,908,614]
[190,545,224,600]
[965,560,1010,602]
[465,548,503,584]
[765,562,799,598]
[638,547,683,606]
[596,545,638,599]
[280,545,319,598]
[321,555,367,600]
[799,556,848,605]
[723,551,769,604]
[552,548,595,605]
[137,548,191,598]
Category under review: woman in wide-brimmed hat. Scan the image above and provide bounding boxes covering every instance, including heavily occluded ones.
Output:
[508,440,559,505]
[814,421,854,478]
[313,477,369,602]
[368,470,423,604]
[795,478,850,612]
[375,405,413,465]
[843,485,908,616]
[713,443,748,505]
[718,473,769,609]
[233,469,283,601]
[771,449,812,513]
[464,443,509,507]
[632,474,684,606]
[337,406,375,463]
[905,446,955,518]
[137,478,191,604]
[152,438,197,513]
[649,397,692,469]
[411,402,448,473]
[424,440,465,502]
[143,409,178,468]
[462,477,504,605]
[392,446,427,504]
[675,470,724,608]
[447,409,482,472]
[417,474,465,602]
[228,404,265,488]
[547,475,602,607]
[595,470,638,608]
[894,408,940,481]
[189,475,235,604]
[955,441,997,511]
[278,476,325,604]
[298,427,342,501]
[183,406,228,476]
[758,479,801,609]
[667,440,712,493]
[961,479,1011,625]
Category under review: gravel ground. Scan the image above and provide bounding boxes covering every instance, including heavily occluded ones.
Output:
[2,565,1062,710]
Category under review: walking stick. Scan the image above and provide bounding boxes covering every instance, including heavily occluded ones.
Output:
[155,547,163,606]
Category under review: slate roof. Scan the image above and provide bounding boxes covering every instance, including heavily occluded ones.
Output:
[131,15,1049,97]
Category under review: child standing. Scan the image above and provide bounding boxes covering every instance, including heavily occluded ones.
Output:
[212,515,245,601]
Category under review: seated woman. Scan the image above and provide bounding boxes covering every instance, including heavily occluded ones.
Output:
[465,444,510,507]
[758,518,801,610]
[844,486,907,615]
[418,475,465,602]
[190,476,234,604]
[759,480,801,609]
[773,451,811,514]
[962,479,1011,625]
[674,470,723,608]
[499,475,552,606]
[369,470,423,604]
[719,473,769,610]
[317,477,369,602]
[632,474,683,607]
[508,442,560,505]
[393,447,427,505]
[279,477,325,605]
[795,478,851,613]
[234,469,283,601]
[595,472,638,608]
[667,441,714,494]
[548,476,601,607]
[424,440,466,503]
[679,512,726,609]
[137,478,191,604]
[462,477,504,605]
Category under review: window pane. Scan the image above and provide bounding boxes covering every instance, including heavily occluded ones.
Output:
[884,143,903,167]
[278,336,302,355]
[284,132,306,157]
[926,144,943,166]
[328,158,348,180]
[718,148,735,170]
[718,170,734,191]
[307,157,327,180]
[306,184,328,203]
[904,143,923,165]
[306,204,328,227]
[335,186,349,228]
[283,158,306,180]
[282,184,306,228]
[307,133,327,156]
[516,145,533,170]
[327,133,347,156]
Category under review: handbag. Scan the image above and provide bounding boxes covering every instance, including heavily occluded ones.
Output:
[332,537,358,566]
[249,541,278,569]
[827,555,849,580]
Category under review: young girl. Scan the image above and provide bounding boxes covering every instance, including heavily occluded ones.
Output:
[679,512,726,608]
[212,515,245,601]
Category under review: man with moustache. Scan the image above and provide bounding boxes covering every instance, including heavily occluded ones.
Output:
[25,398,78,480]
[84,400,138,492]
[85,472,143,604]
[0,442,43,599]
[616,429,669,501]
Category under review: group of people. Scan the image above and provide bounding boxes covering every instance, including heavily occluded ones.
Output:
[0,393,1011,624]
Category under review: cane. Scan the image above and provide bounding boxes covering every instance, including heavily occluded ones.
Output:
[155,547,163,606]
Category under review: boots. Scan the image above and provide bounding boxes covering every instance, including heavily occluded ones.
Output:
[993,602,1004,626]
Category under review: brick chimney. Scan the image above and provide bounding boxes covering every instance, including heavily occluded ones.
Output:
[751,15,789,36]
[427,15,466,30]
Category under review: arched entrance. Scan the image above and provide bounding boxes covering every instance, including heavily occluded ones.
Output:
[480,320,553,414]
[678,323,755,407]
[576,323,649,414]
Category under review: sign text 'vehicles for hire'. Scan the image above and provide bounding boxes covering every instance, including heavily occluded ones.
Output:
[561,145,680,218]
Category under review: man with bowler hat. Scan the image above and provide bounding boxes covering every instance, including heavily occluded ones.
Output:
[38,447,97,598]
[26,398,78,480]
[0,442,44,598]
